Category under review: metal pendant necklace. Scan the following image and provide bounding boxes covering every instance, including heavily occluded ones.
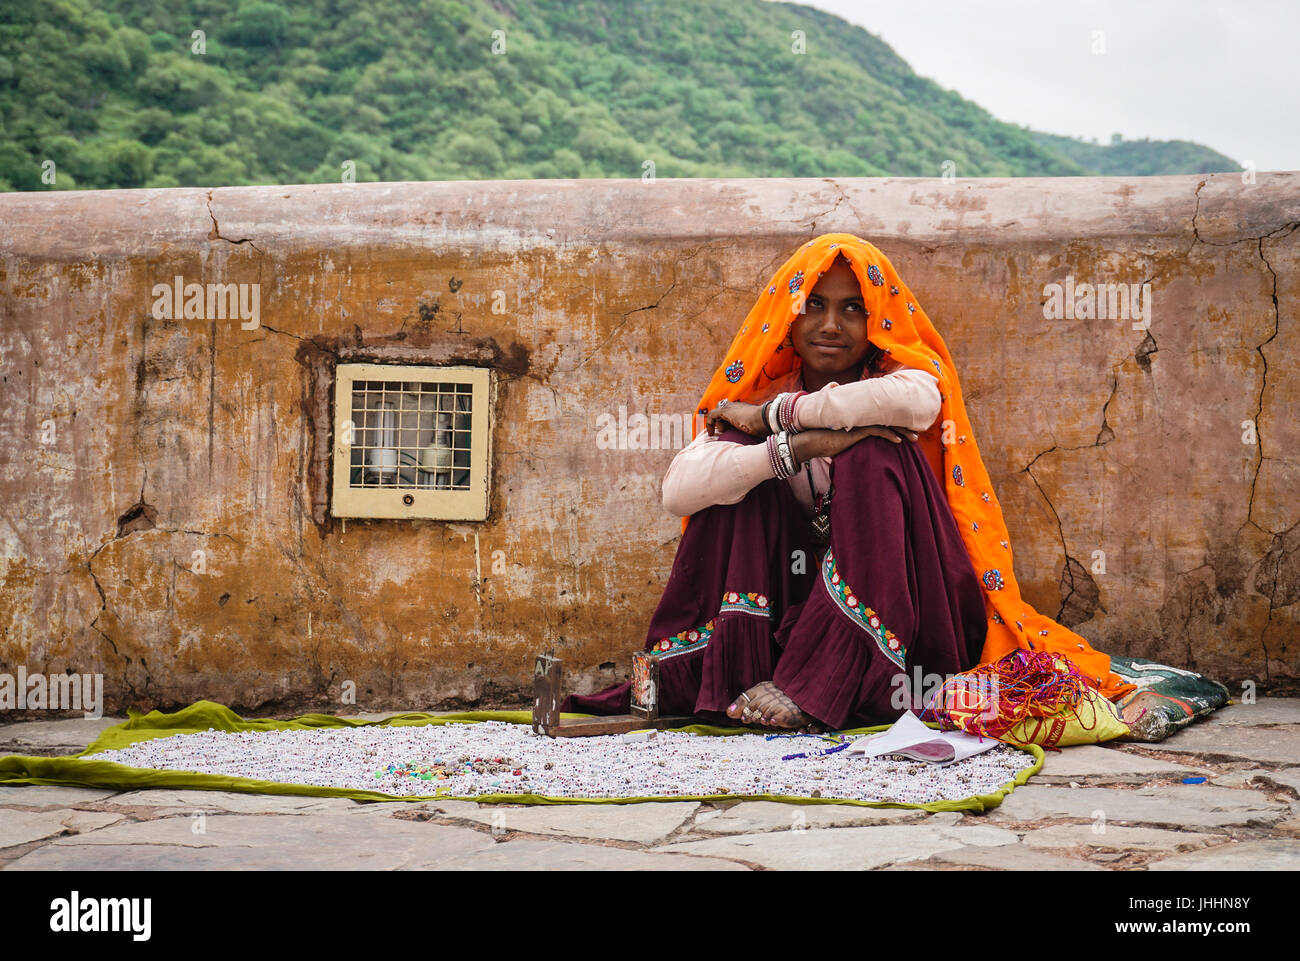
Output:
[807,465,833,548]
[797,370,833,548]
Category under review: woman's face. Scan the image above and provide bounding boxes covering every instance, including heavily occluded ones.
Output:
[790,255,874,380]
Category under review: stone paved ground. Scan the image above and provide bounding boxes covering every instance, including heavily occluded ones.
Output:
[2,699,1298,871]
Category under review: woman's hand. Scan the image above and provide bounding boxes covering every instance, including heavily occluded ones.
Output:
[706,400,769,437]
[790,425,918,464]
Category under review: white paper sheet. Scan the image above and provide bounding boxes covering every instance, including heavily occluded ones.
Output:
[847,710,999,766]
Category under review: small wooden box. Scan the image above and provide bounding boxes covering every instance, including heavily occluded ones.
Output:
[629,651,659,721]
[531,653,690,738]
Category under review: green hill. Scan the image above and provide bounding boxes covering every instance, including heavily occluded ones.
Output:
[1031,130,1238,176]
[0,0,1240,191]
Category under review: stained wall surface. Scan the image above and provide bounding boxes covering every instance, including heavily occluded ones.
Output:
[1,173,1297,714]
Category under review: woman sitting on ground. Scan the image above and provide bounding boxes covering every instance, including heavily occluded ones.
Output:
[563,233,1132,732]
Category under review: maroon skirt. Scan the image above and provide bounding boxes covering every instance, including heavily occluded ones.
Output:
[562,430,987,729]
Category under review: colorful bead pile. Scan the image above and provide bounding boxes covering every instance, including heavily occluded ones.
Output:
[924,649,1099,747]
[375,757,525,781]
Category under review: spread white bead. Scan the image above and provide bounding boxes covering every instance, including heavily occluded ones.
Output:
[84,723,1034,804]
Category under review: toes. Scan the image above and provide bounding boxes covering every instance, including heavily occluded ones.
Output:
[761,704,792,729]
[761,688,791,726]
[751,682,785,724]
[744,694,774,726]
[732,685,769,725]
[770,689,811,730]
[726,692,750,720]
[750,686,785,726]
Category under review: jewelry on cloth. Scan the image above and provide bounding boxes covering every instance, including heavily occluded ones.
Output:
[766,732,852,761]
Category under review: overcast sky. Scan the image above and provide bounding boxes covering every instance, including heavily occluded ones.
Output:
[793,0,1298,172]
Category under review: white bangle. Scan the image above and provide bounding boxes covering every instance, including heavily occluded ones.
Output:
[775,430,798,477]
[766,393,785,434]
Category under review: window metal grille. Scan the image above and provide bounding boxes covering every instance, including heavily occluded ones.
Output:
[331,364,491,520]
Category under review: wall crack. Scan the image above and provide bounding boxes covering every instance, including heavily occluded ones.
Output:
[1244,225,1297,536]
[205,190,265,254]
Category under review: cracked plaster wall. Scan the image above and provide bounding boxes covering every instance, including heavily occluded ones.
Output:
[0,173,1297,715]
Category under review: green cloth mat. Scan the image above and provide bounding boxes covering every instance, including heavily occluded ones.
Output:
[0,699,1043,813]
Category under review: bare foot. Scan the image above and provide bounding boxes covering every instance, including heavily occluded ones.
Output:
[728,681,824,732]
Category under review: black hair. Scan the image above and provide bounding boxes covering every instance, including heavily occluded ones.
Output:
[864,341,885,374]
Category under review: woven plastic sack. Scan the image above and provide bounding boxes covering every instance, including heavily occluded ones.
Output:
[1002,686,1129,747]
[1109,654,1230,742]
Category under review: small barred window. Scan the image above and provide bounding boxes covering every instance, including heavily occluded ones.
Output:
[331,364,491,520]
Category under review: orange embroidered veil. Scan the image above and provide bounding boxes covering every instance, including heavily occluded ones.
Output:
[690,233,1134,701]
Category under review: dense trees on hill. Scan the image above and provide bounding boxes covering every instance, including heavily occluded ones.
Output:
[0,0,1239,192]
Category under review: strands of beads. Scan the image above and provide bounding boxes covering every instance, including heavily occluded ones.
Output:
[923,649,1100,747]
[765,732,853,761]
[86,721,1034,804]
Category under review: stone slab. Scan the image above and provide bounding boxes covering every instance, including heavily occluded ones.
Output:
[1209,769,1271,788]
[1154,725,1300,765]
[406,839,750,871]
[60,811,125,833]
[398,799,485,819]
[989,785,1284,828]
[1021,824,1220,854]
[0,785,121,807]
[689,801,927,835]
[1036,745,1211,782]
[655,822,1017,871]
[901,843,1105,871]
[0,717,123,751]
[0,810,75,849]
[106,789,369,815]
[1201,700,1300,727]
[7,814,499,870]
[402,800,698,844]
[1254,769,1300,798]
[0,808,124,849]
[6,811,747,871]
[1148,839,1300,870]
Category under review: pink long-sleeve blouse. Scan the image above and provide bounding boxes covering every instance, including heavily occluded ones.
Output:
[662,359,942,517]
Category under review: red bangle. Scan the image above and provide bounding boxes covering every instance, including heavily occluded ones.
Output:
[766,433,794,480]
[779,391,807,432]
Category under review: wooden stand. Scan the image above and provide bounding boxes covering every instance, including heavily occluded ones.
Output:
[531,653,693,737]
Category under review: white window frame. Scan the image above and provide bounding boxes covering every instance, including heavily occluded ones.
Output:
[331,363,492,521]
